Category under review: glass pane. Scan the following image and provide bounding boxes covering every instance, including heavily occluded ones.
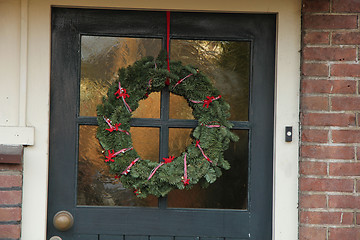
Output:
[167,130,248,210]
[77,125,158,207]
[129,127,160,162]
[168,128,193,157]
[169,93,195,120]
[80,36,162,116]
[132,92,160,119]
[171,40,250,121]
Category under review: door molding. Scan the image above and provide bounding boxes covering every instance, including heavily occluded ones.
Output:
[20,1,300,239]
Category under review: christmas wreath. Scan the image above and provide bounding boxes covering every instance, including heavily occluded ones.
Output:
[96,52,239,198]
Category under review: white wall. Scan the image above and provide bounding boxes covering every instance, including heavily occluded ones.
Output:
[0,0,301,239]
[0,0,20,126]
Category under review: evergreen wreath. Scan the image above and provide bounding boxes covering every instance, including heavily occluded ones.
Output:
[96,52,239,198]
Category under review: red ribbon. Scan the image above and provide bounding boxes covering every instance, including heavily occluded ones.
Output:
[190,95,222,108]
[104,147,134,163]
[172,73,193,90]
[103,117,129,135]
[147,156,174,180]
[182,153,189,186]
[201,121,225,128]
[115,82,132,113]
[165,11,171,86]
[121,157,140,175]
[196,140,213,164]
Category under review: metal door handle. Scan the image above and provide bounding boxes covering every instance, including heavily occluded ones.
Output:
[49,236,62,240]
[53,210,74,231]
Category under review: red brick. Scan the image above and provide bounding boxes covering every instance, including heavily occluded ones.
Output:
[303,47,356,61]
[0,207,21,221]
[329,195,360,208]
[333,32,360,45]
[301,145,354,159]
[300,211,353,224]
[301,96,329,111]
[331,64,360,77]
[303,15,358,29]
[333,130,360,143]
[0,175,22,188]
[333,0,360,12]
[300,177,354,192]
[357,213,360,224]
[357,179,360,192]
[302,113,356,127]
[0,191,22,205]
[329,228,360,240]
[329,162,360,176]
[302,63,328,76]
[300,161,327,175]
[299,226,327,240]
[303,31,330,45]
[332,97,360,111]
[0,164,22,171]
[299,194,327,208]
[0,224,20,238]
[302,0,330,12]
[301,129,328,143]
[301,80,356,94]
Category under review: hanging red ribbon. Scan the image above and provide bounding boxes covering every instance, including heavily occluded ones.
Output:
[182,153,189,186]
[165,11,171,86]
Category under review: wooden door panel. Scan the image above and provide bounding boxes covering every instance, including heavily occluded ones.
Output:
[48,8,275,240]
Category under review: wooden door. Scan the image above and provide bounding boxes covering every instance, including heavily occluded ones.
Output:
[48,8,275,240]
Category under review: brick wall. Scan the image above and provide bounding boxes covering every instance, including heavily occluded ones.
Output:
[0,164,22,239]
[300,0,360,239]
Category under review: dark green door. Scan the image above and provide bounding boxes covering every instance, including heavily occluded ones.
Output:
[48,8,275,240]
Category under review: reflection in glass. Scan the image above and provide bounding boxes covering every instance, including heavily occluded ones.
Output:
[132,92,161,119]
[77,125,158,207]
[171,40,250,121]
[168,130,248,209]
[168,128,193,157]
[80,36,162,116]
[129,127,160,162]
[169,93,195,120]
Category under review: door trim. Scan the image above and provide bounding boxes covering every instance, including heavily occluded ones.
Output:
[20,1,300,239]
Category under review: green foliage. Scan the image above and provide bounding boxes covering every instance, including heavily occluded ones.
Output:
[96,52,238,198]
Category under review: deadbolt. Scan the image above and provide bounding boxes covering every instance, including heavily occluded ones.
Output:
[53,210,74,231]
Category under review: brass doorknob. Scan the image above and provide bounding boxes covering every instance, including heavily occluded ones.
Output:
[53,211,74,231]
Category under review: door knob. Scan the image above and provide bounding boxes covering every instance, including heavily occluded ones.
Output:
[49,236,62,240]
[53,210,74,231]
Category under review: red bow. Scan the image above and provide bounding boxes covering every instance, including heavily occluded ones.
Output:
[114,88,129,99]
[106,123,122,132]
[163,156,175,164]
[105,150,116,162]
[182,178,190,186]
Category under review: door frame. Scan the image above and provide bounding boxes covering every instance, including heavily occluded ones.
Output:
[20,0,301,239]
